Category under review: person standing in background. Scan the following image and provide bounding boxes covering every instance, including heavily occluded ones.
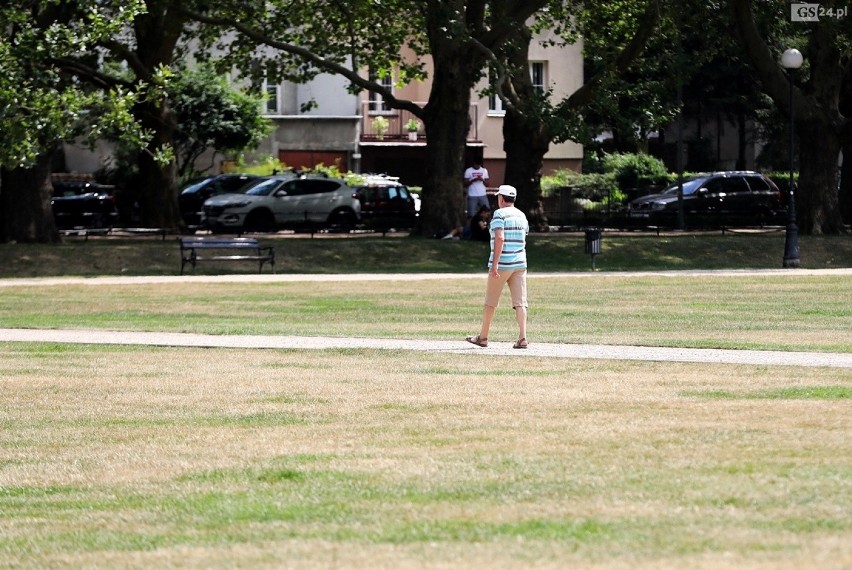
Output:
[466,184,530,349]
[463,158,490,216]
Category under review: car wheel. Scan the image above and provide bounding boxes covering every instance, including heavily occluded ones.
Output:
[327,208,357,230]
[243,209,276,233]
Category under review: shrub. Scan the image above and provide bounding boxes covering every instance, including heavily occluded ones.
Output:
[765,171,797,196]
[542,170,619,202]
[232,155,287,176]
[541,169,581,195]
[602,152,669,190]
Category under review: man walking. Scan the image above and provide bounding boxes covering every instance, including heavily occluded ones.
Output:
[466,184,530,349]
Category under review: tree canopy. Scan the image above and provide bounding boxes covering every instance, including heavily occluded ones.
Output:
[0,0,155,170]
[169,65,271,180]
[2,0,846,241]
[184,0,550,236]
[0,0,153,242]
[729,0,850,234]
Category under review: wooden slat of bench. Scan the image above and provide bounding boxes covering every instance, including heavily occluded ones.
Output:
[192,254,270,261]
[180,238,260,247]
[180,241,265,253]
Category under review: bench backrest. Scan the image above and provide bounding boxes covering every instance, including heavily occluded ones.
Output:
[180,237,261,249]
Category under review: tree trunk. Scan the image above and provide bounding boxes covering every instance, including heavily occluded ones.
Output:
[134,98,181,229]
[500,26,551,229]
[736,112,747,170]
[840,139,851,225]
[129,0,186,230]
[419,105,471,237]
[797,122,843,234]
[503,109,551,229]
[417,20,488,237]
[728,0,847,235]
[0,149,60,244]
[414,0,555,237]
[500,0,657,228]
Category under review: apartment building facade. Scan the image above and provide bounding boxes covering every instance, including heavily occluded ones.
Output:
[64,32,585,190]
[250,32,584,189]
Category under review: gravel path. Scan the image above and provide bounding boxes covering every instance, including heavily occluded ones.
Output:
[1,328,850,369]
[1,267,851,288]
[2,269,850,368]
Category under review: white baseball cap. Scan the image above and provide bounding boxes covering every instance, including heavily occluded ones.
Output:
[497,184,517,198]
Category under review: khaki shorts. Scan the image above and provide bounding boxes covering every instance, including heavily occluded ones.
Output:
[484,268,528,308]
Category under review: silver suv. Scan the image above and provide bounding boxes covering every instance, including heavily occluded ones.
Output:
[202,175,361,232]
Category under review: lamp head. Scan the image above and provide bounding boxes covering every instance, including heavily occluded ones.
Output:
[781,48,803,70]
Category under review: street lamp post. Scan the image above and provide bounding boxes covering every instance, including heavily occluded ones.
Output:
[781,48,802,268]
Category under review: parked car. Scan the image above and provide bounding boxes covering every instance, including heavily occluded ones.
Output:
[351,174,418,229]
[51,179,119,229]
[179,173,259,228]
[627,171,783,227]
[202,174,361,232]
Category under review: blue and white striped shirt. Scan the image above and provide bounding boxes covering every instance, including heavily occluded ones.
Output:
[488,206,529,270]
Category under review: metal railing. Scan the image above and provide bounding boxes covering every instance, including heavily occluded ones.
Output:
[360,102,479,141]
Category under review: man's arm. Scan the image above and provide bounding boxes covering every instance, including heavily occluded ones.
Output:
[490,228,504,277]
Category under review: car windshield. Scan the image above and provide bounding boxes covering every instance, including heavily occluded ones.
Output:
[661,177,708,196]
[390,186,410,200]
[180,179,209,194]
[242,178,282,197]
[53,183,101,197]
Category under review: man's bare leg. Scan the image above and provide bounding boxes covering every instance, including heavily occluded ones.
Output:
[515,305,527,342]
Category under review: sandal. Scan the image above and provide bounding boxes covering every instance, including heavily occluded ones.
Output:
[465,335,488,347]
[513,338,528,349]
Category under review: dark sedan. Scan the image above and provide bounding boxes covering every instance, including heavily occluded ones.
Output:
[628,171,783,227]
[51,180,119,229]
[179,173,259,228]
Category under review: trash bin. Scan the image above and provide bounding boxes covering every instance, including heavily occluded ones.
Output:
[584,228,602,270]
[584,228,602,255]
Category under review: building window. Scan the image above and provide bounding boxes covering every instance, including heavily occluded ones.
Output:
[530,62,546,95]
[489,62,547,114]
[368,71,393,113]
[488,91,505,114]
[264,81,280,114]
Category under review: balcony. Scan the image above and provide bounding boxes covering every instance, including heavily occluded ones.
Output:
[360,102,479,142]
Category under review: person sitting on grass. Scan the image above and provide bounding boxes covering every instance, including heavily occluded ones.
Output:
[468,205,491,242]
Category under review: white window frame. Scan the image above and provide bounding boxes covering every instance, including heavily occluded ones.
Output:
[489,61,547,115]
[530,61,546,95]
[368,71,394,114]
[264,81,281,115]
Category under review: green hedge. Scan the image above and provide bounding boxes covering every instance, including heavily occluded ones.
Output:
[543,154,795,208]
[602,152,669,190]
[543,152,669,205]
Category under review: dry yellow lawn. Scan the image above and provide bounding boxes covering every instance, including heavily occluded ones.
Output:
[1,344,850,569]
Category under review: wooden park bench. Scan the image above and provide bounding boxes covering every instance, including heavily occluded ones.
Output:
[179,237,275,275]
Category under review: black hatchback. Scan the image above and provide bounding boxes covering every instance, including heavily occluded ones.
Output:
[628,171,783,227]
[352,175,418,230]
[51,180,119,229]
